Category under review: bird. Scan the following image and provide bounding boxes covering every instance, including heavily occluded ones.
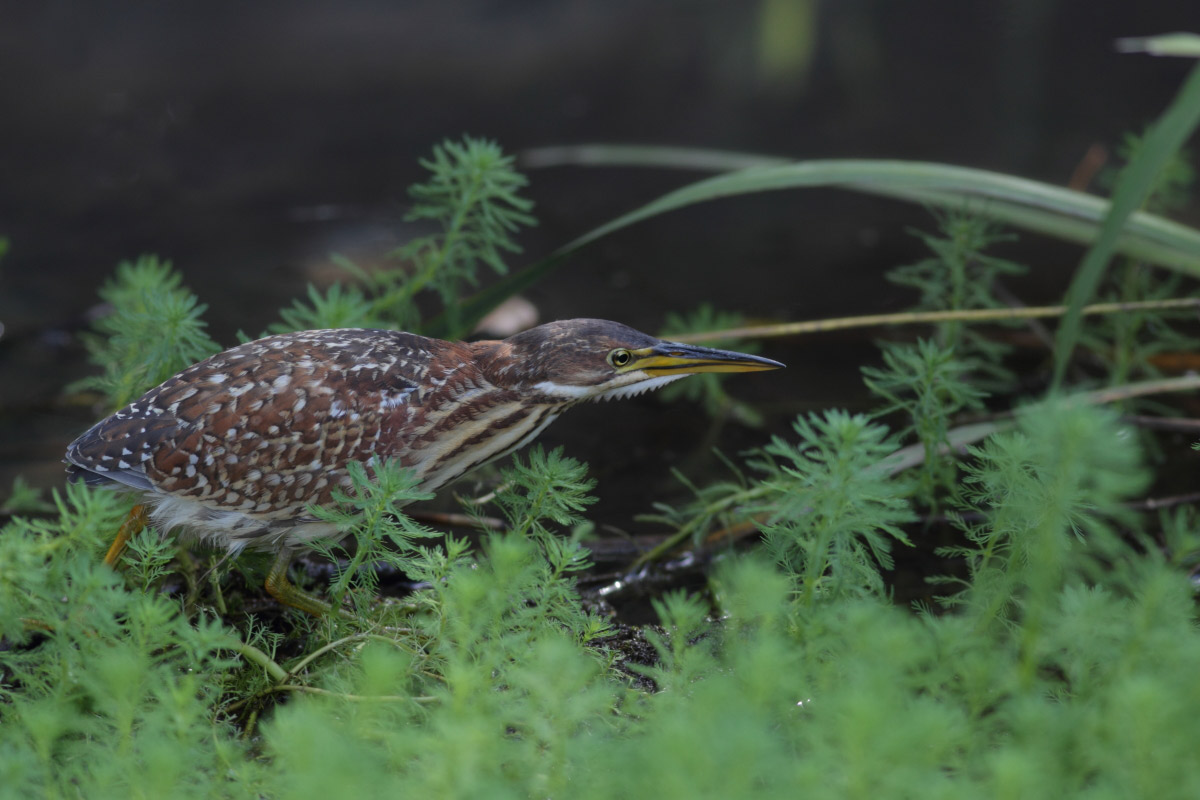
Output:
[65,318,784,614]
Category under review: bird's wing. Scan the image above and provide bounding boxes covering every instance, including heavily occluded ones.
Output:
[64,329,466,515]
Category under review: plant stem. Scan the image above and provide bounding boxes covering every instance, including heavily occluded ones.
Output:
[670,297,1200,344]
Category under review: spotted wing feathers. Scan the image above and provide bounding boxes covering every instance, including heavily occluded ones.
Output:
[64,329,467,518]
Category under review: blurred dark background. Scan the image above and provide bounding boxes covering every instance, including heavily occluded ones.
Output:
[1,0,1196,511]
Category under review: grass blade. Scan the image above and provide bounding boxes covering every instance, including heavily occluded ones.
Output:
[1052,61,1200,389]
[443,150,1200,338]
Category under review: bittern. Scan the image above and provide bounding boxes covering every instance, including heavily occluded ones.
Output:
[65,319,783,614]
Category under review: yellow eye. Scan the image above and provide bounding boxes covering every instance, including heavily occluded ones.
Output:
[609,349,632,368]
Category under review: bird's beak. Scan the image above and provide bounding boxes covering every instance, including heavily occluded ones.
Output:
[629,342,785,375]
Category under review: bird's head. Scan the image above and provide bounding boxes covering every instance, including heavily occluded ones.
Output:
[480,318,784,403]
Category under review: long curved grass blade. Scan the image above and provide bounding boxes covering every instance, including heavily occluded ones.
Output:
[1051,61,1200,389]
[526,150,1200,271]
[442,150,1200,338]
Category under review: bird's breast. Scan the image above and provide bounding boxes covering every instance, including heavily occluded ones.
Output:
[400,399,563,493]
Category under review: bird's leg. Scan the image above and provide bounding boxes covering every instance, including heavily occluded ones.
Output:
[264,549,349,618]
[104,504,148,565]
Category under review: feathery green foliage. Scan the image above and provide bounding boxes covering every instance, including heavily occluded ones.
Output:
[403,138,536,315]
[71,255,220,409]
[1082,263,1200,389]
[862,338,988,503]
[0,482,244,797]
[755,410,915,605]
[270,136,536,338]
[307,459,438,613]
[269,281,385,334]
[942,403,1149,626]
[2,476,53,515]
[486,447,611,643]
[886,213,1027,387]
[26,55,1200,794]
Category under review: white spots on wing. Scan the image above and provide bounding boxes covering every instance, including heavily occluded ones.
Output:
[272,374,291,392]
[379,388,413,411]
[329,399,347,419]
[118,460,131,469]
[121,447,133,456]
[207,373,228,384]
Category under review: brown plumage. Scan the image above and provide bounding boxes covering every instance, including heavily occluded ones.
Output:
[66,319,783,612]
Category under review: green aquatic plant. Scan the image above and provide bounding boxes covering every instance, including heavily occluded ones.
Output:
[71,255,220,409]
[270,136,536,338]
[11,54,1200,796]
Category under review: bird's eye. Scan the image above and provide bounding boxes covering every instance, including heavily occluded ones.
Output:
[608,349,632,368]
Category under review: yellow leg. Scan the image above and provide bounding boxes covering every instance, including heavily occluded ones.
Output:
[264,549,352,618]
[104,504,148,565]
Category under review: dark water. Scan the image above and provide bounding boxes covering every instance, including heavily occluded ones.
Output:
[1,1,1195,575]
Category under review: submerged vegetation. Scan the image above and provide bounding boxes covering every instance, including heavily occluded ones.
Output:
[5,58,1200,797]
